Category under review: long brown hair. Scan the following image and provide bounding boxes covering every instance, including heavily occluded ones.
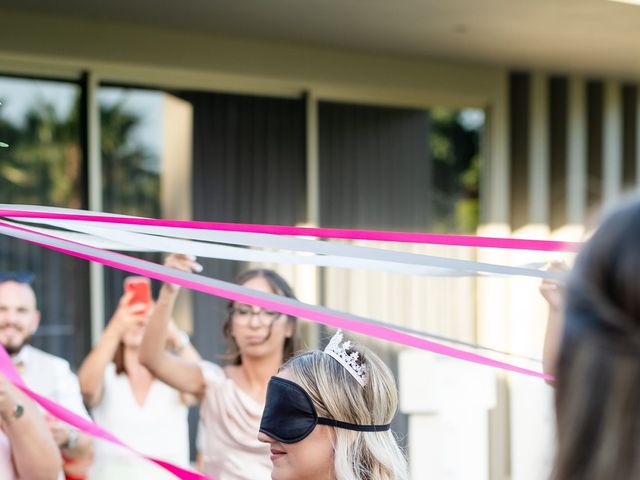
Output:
[114,342,127,375]
[553,197,640,479]
[222,269,300,365]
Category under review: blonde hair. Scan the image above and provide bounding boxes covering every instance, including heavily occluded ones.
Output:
[282,341,408,480]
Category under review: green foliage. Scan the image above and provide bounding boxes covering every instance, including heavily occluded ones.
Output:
[430,107,482,234]
[0,102,7,147]
[0,96,82,207]
[0,93,159,216]
[100,95,160,218]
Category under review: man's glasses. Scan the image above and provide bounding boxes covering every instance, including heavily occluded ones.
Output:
[229,305,283,325]
[0,272,35,284]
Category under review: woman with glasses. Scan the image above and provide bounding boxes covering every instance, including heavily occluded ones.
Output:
[140,254,301,480]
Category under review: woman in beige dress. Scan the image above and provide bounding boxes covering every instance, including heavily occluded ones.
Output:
[140,254,300,480]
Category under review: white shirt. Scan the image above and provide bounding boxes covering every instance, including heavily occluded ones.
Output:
[12,345,91,420]
[88,363,189,480]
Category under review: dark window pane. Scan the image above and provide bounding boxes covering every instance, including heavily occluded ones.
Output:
[0,75,90,367]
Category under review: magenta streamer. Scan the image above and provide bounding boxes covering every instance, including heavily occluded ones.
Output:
[0,344,211,480]
[0,209,581,252]
[0,214,555,479]
[0,220,552,381]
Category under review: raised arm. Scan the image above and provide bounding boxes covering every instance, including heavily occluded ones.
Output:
[140,254,206,397]
[540,260,569,381]
[78,292,145,407]
[0,375,62,480]
[167,320,201,364]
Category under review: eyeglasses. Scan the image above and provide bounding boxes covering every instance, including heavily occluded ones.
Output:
[229,305,283,325]
[0,272,35,285]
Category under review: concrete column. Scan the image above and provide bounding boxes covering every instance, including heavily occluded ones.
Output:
[399,351,496,480]
[603,81,623,205]
[567,77,587,225]
[477,71,511,480]
[528,73,549,225]
[481,72,510,226]
[86,71,105,346]
[161,93,194,333]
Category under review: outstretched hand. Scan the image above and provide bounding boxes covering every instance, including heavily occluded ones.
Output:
[540,260,569,312]
[163,254,203,294]
[109,291,149,339]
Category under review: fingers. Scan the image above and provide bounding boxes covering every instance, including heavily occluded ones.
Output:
[118,291,135,307]
[540,260,570,287]
[164,253,203,274]
[540,281,562,300]
[117,296,149,319]
[162,254,203,294]
[547,259,569,273]
[539,260,569,310]
[128,302,150,315]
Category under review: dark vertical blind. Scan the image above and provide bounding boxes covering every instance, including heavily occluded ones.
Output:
[318,100,430,449]
[509,72,530,230]
[622,84,637,188]
[179,90,307,361]
[549,76,568,230]
[180,90,306,459]
[318,101,432,231]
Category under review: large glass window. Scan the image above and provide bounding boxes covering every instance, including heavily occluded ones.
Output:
[0,76,83,207]
[98,86,164,317]
[99,86,163,217]
[319,101,482,233]
[0,74,90,365]
[431,107,483,233]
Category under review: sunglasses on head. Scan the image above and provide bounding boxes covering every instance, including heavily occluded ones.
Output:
[0,272,35,284]
[259,376,391,444]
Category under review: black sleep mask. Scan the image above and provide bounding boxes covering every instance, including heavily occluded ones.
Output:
[259,376,391,444]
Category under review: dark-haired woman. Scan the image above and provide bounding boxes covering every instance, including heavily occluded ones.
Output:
[78,285,200,479]
[544,197,640,479]
[140,254,301,480]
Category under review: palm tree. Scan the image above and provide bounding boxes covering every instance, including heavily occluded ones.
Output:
[100,95,160,217]
[0,102,8,148]
[0,91,160,215]
[0,96,79,207]
[430,107,481,233]
[0,88,162,364]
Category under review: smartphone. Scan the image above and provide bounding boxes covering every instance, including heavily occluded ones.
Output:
[123,276,152,308]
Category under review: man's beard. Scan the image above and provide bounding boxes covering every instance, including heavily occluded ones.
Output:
[3,334,32,355]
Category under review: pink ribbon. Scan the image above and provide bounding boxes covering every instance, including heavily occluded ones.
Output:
[0,344,211,480]
[0,209,581,252]
[0,220,552,381]
[0,211,556,479]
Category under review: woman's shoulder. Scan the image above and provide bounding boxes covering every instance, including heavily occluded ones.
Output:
[198,360,227,386]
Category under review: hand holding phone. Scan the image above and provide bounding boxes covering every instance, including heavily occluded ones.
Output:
[123,276,152,309]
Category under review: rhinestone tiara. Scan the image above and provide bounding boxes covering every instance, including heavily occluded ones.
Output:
[323,330,369,387]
